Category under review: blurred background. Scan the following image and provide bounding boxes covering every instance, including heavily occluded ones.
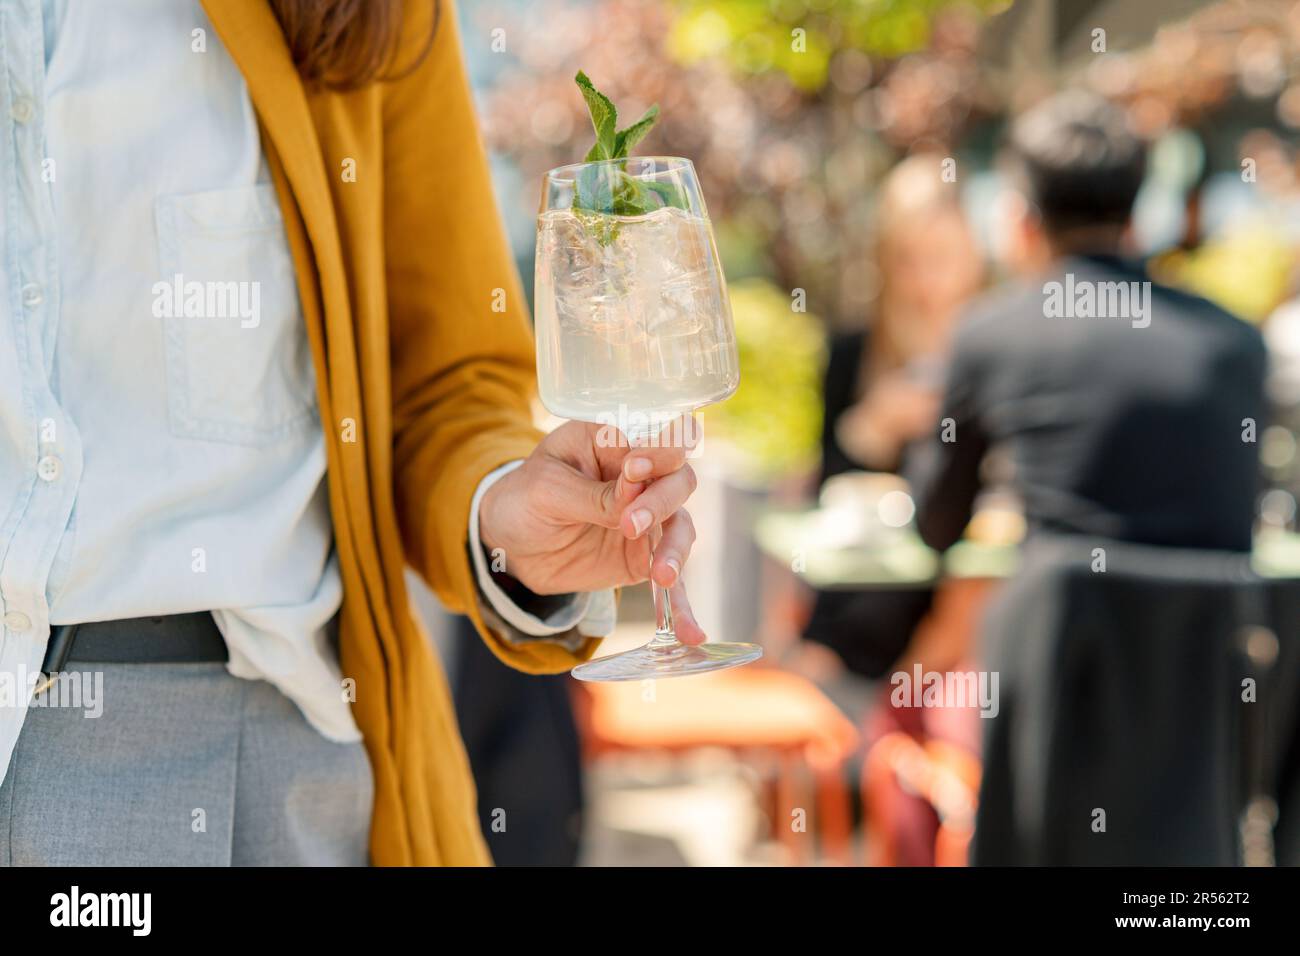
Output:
[410,0,1300,866]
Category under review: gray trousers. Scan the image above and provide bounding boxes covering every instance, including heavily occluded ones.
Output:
[0,662,372,866]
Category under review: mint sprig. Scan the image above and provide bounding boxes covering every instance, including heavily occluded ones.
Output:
[571,71,687,221]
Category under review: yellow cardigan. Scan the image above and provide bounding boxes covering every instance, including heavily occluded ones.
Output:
[199,0,600,865]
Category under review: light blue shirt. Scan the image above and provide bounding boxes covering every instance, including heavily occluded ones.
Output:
[0,0,610,786]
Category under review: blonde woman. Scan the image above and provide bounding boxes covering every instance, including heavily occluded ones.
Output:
[804,154,984,678]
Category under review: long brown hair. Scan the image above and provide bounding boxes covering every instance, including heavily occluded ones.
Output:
[269,0,439,90]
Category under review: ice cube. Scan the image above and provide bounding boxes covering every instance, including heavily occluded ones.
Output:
[543,212,635,345]
[644,209,718,339]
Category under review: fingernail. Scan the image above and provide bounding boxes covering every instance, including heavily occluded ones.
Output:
[664,557,680,586]
[624,457,652,481]
[630,509,652,537]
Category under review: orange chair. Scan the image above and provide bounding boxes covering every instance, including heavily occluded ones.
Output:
[573,666,860,864]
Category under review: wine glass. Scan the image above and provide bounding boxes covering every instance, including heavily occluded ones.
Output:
[534,156,762,681]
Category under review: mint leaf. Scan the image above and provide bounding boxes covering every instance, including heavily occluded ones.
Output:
[575,71,617,161]
[614,105,659,157]
[575,163,615,214]
[611,176,651,216]
[612,176,688,216]
[571,72,673,224]
[641,178,688,211]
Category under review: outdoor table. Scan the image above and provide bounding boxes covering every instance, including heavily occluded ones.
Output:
[753,508,1300,589]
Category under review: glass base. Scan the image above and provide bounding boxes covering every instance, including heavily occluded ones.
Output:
[571,638,763,682]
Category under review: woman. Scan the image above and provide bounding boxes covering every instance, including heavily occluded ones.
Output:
[802,154,984,678]
[0,0,704,866]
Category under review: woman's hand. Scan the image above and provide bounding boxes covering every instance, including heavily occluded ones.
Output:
[836,374,942,468]
[478,416,706,644]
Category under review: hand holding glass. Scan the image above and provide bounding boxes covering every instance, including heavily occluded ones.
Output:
[534,156,762,681]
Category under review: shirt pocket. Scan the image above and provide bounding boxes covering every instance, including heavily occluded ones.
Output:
[154,183,317,446]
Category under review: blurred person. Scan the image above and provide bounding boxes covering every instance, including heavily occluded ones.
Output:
[798,155,984,866]
[802,154,985,680]
[907,90,1268,865]
[0,0,709,867]
[910,90,1266,554]
[827,155,985,478]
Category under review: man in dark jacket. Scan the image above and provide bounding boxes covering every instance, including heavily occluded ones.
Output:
[908,91,1266,553]
[905,91,1272,865]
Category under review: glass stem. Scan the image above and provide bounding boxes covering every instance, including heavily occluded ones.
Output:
[649,553,677,647]
[635,417,681,649]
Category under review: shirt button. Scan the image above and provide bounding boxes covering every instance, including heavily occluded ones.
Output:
[21,283,42,307]
[37,455,61,481]
[10,98,35,124]
[3,611,31,631]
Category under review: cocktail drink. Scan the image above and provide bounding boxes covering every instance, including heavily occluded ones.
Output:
[535,198,738,431]
[534,152,761,681]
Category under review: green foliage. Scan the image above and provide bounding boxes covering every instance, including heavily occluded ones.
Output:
[668,0,1006,91]
[702,278,825,482]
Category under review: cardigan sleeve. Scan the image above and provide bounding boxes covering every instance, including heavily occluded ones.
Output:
[381,0,600,673]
